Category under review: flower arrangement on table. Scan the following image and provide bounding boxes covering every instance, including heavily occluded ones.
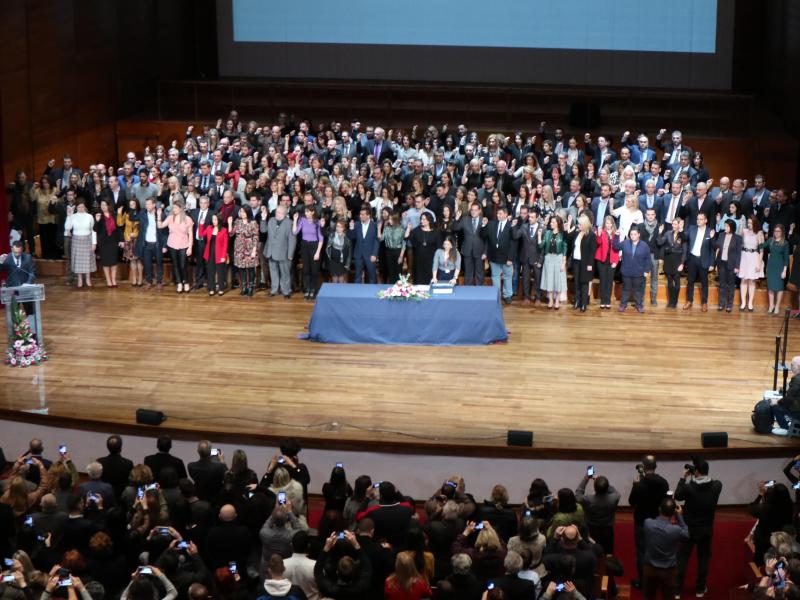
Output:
[5,298,47,368]
[377,275,430,301]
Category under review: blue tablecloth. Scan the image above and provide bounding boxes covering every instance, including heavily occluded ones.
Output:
[303,284,508,345]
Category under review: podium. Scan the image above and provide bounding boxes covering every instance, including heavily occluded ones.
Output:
[1,284,46,349]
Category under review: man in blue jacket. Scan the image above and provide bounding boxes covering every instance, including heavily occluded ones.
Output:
[613,227,652,313]
[347,206,379,283]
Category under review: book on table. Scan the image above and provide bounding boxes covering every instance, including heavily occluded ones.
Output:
[431,283,454,295]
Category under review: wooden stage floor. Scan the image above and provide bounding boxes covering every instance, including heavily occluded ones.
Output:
[1,278,797,457]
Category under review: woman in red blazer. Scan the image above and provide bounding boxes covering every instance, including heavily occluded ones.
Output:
[199,213,230,296]
[594,215,620,309]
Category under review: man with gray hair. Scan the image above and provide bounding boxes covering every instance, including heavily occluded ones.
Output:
[770,356,800,436]
[30,493,68,546]
[495,550,539,600]
[77,462,115,508]
[261,205,297,298]
[446,553,483,600]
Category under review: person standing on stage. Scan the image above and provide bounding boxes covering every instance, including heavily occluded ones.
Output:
[0,240,36,287]
[64,201,97,288]
[262,204,297,298]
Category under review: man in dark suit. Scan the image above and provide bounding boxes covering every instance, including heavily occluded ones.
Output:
[583,133,617,172]
[613,227,652,313]
[656,129,692,170]
[638,180,664,223]
[480,206,517,305]
[591,183,615,229]
[360,127,395,164]
[44,155,83,191]
[513,208,544,305]
[191,196,212,290]
[144,435,187,485]
[19,438,51,486]
[337,130,358,160]
[96,435,133,500]
[205,504,252,569]
[187,440,228,503]
[320,139,342,173]
[134,198,168,289]
[347,206,380,284]
[496,551,539,600]
[452,202,487,286]
[621,131,657,169]
[682,213,716,312]
[0,240,35,287]
[679,182,715,225]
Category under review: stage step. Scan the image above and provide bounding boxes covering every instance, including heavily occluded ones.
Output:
[33,258,796,309]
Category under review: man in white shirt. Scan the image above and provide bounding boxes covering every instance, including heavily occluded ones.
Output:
[683,213,715,312]
[283,531,320,600]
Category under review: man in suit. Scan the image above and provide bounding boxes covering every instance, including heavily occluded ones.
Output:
[45,155,83,191]
[187,441,228,503]
[662,182,687,227]
[667,152,697,188]
[196,161,213,195]
[0,240,36,287]
[30,494,67,547]
[96,435,133,500]
[680,182,715,228]
[562,178,582,210]
[612,227,652,313]
[480,206,517,305]
[682,213,716,312]
[320,139,342,173]
[656,129,692,170]
[639,209,661,306]
[621,132,657,169]
[709,177,733,214]
[261,205,297,298]
[347,206,380,284]
[191,195,212,290]
[18,438,51,486]
[638,180,664,222]
[209,150,228,177]
[591,183,615,229]
[361,127,395,164]
[337,130,358,159]
[584,134,617,172]
[744,175,769,208]
[134,198,168,290]
[144,435,188,484]
[452,202,487,286]
[513,207,544,305]
[76,462,116,509]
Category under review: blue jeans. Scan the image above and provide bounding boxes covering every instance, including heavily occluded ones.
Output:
[490,262,513,300]
[772,405,790,428]
[512,258,520,296]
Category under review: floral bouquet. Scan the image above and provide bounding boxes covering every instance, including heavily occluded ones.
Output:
[5,298,47,368]
[377,274,430,301]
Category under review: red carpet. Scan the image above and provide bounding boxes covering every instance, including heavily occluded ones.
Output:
[614,520,755,600]
[308,504,754,600]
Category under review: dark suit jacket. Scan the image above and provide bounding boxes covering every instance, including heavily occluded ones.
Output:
[480,219,516,264]
[568,230,598,282]
[97,453,134,499]
[133,210,168,256]
[584,143,617,171]
[346,220,380,260]
[683,226,716,269]
[144,452,188,484]
[187,458,227,502]
[495,573,538,600]
[0,253,35,286]
[715,231,743,269]
[361,139,395,164]
[451,215,487,259]
[190,208,213,241]
[680,196,716,225]
[512,222,544,266]
[612,237,651,277]
[638,195,664,221]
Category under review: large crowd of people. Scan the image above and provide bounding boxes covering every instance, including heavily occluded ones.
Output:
[5,430,798,600]
[5,114,799,312]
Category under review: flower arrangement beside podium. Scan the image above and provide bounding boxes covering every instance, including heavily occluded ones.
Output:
[376,275,430,301]
[5,298,47,368]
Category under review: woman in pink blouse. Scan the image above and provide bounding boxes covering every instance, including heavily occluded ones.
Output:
[157,199,194,293]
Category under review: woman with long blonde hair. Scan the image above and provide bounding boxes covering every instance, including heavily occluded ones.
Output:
[384,551,432,600]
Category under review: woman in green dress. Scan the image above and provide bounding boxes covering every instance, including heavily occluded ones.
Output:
[760,223,789,314]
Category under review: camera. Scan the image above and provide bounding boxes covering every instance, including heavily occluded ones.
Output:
[337,532,346,540]
[635,464,645,475]
[684,463,696,475]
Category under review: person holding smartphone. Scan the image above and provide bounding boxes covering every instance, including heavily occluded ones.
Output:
[642,499,688,600]
[1,456,50,517]
[748,481,794,566]
[628,455,669,588]
[575,467,621,554]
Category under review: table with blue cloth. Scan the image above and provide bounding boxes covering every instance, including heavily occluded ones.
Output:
[302,284,508,345]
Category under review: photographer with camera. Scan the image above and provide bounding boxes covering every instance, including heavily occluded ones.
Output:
[674,459,722,598]
[628,455,669,588]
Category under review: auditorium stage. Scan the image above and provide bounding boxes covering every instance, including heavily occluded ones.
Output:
[1,278,797,459]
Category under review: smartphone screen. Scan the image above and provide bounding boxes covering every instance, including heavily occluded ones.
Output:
[210,448,219,457]
[335,462,344,468]
[474,523,484,530]
[277,492,286,505]
[138,567,152,575]
[228,562,237,574]
[59,445,67,454]
[587,465,595,477]
[555,583,566,592]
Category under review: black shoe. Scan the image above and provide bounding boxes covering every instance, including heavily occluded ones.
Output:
[231,281,239,289]
[284,294,292,299]
[580,305,586,312]
[257,282,266,290]
[304,291,311,300]
[240,285,247,296]
[268,292,276,297]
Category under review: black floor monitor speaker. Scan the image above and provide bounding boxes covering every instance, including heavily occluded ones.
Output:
[136,408,166,426]
[701,432,728,448]
[507,430,533,447]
